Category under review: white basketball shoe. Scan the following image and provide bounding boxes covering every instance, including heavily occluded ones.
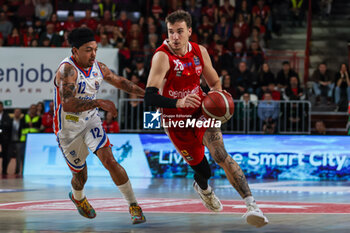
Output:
[193,181,223,212]
[242,204,269,228]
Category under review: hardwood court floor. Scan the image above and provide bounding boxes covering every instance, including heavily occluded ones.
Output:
[0,176,349,233]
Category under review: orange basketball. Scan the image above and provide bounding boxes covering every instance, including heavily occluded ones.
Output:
[201,91,234,123]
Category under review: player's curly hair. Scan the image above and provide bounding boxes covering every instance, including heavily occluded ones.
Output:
[165,10,192,28]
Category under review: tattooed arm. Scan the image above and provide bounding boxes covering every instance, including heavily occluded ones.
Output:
[56,63,117,116]
[98,62,145,97]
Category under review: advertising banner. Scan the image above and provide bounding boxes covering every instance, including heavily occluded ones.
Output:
[24,134,350,180]
[0,48,119,108]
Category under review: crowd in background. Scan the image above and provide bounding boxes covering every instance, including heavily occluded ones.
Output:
[0,0,346,175]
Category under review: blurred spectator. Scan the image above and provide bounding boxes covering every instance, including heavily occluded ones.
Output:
[98,0,118,19]
[263,83,281,100]
[237,0,251,25]
[47,13,62,33]
[311,63,334,104]
[41,101,53,133]
[247,40,264,72]
[30,38,39,47]
[7,27,21,46]
[0,11,13,40]
[334,63,350,111]
[109,26,124,47]
[97,33,113,48]
[8,108,24,175]
[314,120,327,135]
[215,15,231,42]
[100,10,115,33]
[319,0,333,19]
[186,0,201,29]
[219,0,235,22]
[133,57,148,84]
[222,74,237,98]
[227,27,245,52]
[289,0,305,27]
[151,0,164,19]
[63,12,77,32]
[283,76,306,100]
[246,26,265,49]
[103,111,120,133]
[126,24,144,48]
[252,0,270,27]
[276,61,299,90]
[33,19,44,35]
[234,13,250,40]
[231,41,247,68]
[116,11,132,35]
[36,101,45,117]
[116,38,130,76]
[144,33,159,66]
[234,92,258,132]
[35,0,53,22]
[17,0,35,26]
[232,61,254,98]
[253,16,266,37]
[0,101,11,176]
[198,15,214,39]
[201,0,218,23]
[79,9,98,32]
[20,104,41,143]
[258,92,279,134]
[22,26,39,47]
[39,23,62,47]
[256,63,275,98]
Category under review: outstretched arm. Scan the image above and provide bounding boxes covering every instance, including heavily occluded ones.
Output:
[199,45,222,92]
[57,63,117,116]
[99,62,145,97]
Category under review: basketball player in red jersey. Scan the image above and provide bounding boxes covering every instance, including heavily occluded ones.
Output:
[145,10,268,228]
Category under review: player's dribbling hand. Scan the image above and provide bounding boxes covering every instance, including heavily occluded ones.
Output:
[176,94,201,108]
[97,99,118,117]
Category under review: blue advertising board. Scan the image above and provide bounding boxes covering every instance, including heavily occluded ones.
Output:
[24,134,350,180]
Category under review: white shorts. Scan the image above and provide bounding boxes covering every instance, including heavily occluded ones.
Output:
[56,113,110,173]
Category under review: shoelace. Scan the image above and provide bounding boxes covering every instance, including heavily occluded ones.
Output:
[80,199,92,213]
[130,206,142,216]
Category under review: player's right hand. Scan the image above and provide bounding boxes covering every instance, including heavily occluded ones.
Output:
[97,99,118,117]
[176,94,201,108]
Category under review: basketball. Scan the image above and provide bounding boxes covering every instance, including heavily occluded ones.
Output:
[201,91,234,123]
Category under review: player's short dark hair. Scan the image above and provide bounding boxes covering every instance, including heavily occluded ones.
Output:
[165,10,192,28]
[68,27,96,49]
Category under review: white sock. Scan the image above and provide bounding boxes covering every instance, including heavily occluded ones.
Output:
[244,196,257,208]
[201,185,212,195]
[72,187,85,201]
[118,180,137,205]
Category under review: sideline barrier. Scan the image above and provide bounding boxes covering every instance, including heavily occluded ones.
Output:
[24,133,350,180]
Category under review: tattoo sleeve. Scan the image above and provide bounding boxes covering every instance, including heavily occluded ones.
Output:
[60,65,99,113]
[99,62,145,96]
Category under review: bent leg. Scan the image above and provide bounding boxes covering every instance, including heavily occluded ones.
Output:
[203,128,252,198]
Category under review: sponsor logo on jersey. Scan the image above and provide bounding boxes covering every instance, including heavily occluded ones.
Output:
[93,71,98,77]
[65,115,79,123]
[73,158,81,164]
[70,150,76,157]
[176,70,183,77]
[195,65,202,76]
[193,56,200,66]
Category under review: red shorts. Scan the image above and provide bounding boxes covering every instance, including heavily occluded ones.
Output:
[165,114,207,166]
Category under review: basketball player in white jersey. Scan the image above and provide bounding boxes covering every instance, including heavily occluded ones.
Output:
[54,28,145,224]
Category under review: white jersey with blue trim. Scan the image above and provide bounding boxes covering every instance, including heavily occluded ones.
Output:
[54,56,104,136]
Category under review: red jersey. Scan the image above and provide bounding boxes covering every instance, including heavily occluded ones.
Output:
[156,40,206,120]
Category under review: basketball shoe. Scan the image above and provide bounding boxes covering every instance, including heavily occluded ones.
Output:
[242,204,269,228]
[69,192,96,219]
[193,181,223,212]
[129,203,146,224]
